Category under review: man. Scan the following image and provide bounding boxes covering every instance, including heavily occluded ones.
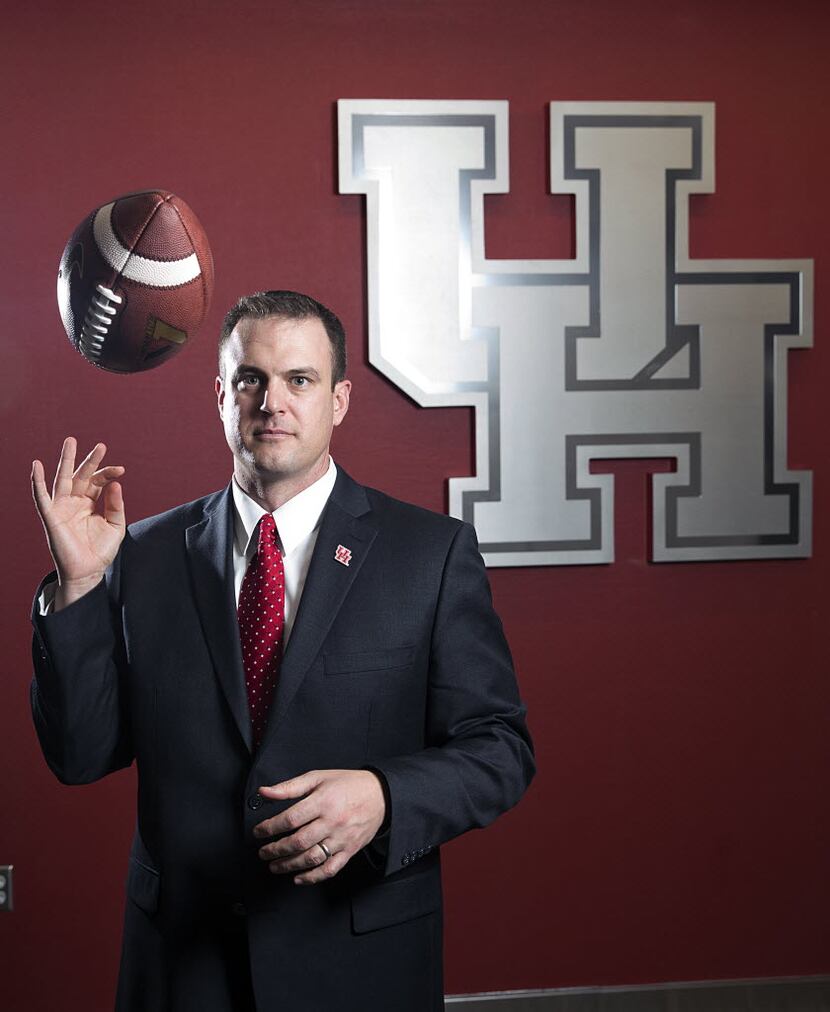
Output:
[30,290,534,1011]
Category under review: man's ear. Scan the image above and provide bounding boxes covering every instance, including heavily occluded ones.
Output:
[332,379,351,427]
[215,376,225,418]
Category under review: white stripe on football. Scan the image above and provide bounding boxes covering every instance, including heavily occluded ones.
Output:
[93,202,202,288]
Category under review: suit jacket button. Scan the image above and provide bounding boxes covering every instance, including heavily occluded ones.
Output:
[247,793,264,811]
[231,902,246,917]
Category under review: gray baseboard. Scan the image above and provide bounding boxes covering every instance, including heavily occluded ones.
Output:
[446,976,830,1011]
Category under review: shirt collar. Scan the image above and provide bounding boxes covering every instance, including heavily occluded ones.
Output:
[231,458,337,560]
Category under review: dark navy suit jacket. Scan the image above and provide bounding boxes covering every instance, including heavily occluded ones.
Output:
[31,468,534,1011]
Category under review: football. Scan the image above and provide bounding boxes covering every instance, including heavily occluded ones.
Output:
[57,190,214,373]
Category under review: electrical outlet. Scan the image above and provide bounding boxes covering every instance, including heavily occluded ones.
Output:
[0,865,13,911]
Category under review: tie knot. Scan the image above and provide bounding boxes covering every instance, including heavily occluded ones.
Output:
[257,513,278,555]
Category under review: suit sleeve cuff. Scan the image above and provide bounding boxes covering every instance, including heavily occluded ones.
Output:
[362,765,391,869]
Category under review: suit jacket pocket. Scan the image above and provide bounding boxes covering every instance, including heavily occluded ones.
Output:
[325,645,415,676]
[351,869,442,934]
[126,855,160,916]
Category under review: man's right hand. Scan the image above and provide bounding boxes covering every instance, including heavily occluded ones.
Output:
[31,437,126,611]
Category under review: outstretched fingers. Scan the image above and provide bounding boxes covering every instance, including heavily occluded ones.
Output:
[33,440,126,519]
[40,439,125,504]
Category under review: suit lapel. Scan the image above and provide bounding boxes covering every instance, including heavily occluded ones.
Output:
[264,471,378,740]
[185,486,253,753]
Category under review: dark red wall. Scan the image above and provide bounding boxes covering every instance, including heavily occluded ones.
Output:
[2,1,828,1007]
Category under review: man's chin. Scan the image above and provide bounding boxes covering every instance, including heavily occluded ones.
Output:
[251,454,295,479]
[232,444,291,478]
[236,444,327,489]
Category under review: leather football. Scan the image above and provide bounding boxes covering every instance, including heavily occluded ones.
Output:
[57,190,214,373]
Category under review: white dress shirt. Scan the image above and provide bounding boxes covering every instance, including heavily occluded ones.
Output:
[231,458,337,644]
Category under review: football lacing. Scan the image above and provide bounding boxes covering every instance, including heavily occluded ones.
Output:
[79,284,123,360]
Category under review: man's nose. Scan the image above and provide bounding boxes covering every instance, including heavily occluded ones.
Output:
[259,380,275,412]
[258,381,283,414]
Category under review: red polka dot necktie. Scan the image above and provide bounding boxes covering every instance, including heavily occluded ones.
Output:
[238,513,285,746]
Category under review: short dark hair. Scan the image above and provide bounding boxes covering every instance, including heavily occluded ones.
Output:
[218,290,347,386]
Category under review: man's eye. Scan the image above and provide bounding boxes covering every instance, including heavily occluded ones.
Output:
[236,374,260,389]
[291,376,309,387]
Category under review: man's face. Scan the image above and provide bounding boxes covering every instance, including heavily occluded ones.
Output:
[216,315,350,496]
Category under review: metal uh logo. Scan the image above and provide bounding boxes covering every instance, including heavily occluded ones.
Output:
[339,100,813,568]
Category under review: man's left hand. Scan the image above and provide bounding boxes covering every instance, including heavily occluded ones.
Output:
[254,769,386,885]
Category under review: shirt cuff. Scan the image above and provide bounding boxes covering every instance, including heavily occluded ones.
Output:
[37,579,58,617]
